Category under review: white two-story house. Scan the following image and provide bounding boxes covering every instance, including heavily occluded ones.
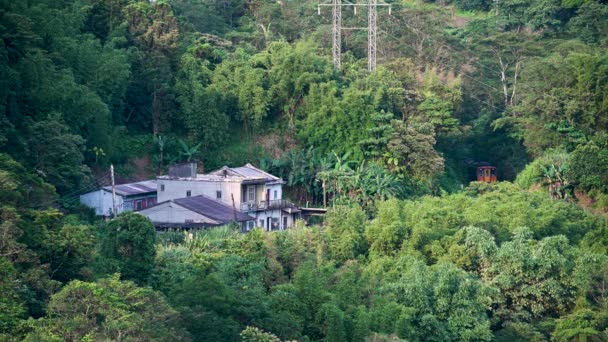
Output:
[150,163,300,231]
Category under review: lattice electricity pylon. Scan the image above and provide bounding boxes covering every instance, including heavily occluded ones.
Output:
[368,0,377,71]
[333,0,342,69]
[318,0,392,71]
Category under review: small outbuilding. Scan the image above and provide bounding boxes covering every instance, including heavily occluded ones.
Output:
[80,180,157,217]
[138,195,254,230]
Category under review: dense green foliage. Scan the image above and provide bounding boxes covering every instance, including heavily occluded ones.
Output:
[99,212,157,285]
[27,275,188,341]
[2,0,608,200]
[149,186,607,341]
[2,0,608,340]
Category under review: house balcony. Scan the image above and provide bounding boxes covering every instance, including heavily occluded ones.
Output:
[240,199,291,212]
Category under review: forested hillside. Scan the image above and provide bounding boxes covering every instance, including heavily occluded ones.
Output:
[1,0,608,341]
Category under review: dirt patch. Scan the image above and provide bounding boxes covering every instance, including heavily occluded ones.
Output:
[575,189,594,208]
[573,189,607,216]
[131,155,153,181]
[452,15,470,28]
[255,133,298,159]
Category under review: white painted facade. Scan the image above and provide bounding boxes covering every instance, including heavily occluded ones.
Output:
[80,189,124,217]
[138,201,219,225]
[157,177,245,205]
[156,178,281,209]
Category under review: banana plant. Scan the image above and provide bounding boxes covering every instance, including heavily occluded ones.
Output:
[541,163,572,200]
[177,138,202,162]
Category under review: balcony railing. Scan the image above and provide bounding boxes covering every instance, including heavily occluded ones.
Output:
[240,199,291,212]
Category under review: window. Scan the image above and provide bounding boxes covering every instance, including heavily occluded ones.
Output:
[216,191,222,199]
[259,219,264,228]
[160,184,165,191]
[283,216,287,229]
[248,186,255,202]
[274,190,278,200]
[186,190,191,197]
[247,221,254,231]
[135,200,142,210]
[271,217,280,231]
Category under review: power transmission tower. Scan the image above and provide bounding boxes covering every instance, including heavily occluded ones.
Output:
[332,0,342,69]
[319,1,391,72]
[368,0,377,71]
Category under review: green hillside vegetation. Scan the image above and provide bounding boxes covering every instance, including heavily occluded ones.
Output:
[1,0,608,340]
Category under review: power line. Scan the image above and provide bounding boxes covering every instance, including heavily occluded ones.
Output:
[333,6,580,120]
[378,26,573,115]
[319,0,392,71]
[377,5,571,108]
[30,173,113,210]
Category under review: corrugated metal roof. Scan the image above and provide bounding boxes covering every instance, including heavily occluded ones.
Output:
[165,163,284,184]
[175,195,253,223]
[103,180,157,197]
[230,163,280,181]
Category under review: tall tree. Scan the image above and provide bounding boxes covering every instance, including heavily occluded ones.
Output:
[27,275,189,341]
[100,212,156,285]
[124,1,179,134]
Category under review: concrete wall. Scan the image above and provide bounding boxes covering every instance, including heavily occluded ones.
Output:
[254,183,265,203]
[80,190,124,216]
[158,178,284,204]
[138,201,218,225]
[266,184,282,201]
[157,179,243,205]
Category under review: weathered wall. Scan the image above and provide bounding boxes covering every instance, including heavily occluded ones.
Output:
[138,201,217,225]
[80,190,124,216]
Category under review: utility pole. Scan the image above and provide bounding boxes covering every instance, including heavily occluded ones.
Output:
[110,164,117,218]
[231,193,237,222]
[322,180,327,209]
[318,0,391,72]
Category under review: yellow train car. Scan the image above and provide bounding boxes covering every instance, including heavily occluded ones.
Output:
[477,166,497,183]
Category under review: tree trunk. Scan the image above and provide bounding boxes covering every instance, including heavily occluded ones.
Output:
[498,55,510,107]
[510,61,522,106]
